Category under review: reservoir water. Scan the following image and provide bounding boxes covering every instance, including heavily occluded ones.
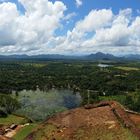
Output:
[13,89,82,121]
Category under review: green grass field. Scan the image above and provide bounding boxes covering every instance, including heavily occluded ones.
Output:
[115,66,139,71]
[99,95,126,104]
[13,124,38,140]
[21,63,47,68]
[0,115,28,125]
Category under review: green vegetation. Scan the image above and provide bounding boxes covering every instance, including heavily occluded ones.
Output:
[32,124,58,140]
[0,60,140,139]
[13,124,38,140]
[0,61,140,96]
[100,95,126,104]
[124,91,140,112]
[0,94,20,116]
[0,60,140,114]
[73,127,138,140]
[0,114,28,125]
[115,66,139,71]
[30,124,138,140]
[0,61,139,111]
[0,61,140,95]
[81,92,100,105]
[99,92,140,112]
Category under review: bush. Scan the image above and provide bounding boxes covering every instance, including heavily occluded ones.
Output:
[124,93,140,112]
[81,91,100,105]
[0,94,20,114]
[0,109,7,117]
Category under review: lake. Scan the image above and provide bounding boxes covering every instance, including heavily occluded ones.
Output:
[98,64,112,68]
[13,89,82,121]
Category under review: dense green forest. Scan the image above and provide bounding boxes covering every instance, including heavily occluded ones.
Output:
[0,60,140,94]
[0,60,140,119]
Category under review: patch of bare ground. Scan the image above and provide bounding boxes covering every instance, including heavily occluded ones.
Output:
[25,101,140,140]
[0,123,31,139]
[4,125,23,138]
[129,113,140,129]
[0,135,11,140]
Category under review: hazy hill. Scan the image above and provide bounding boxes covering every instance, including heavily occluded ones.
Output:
[86,52,117,60]
[0,52,140,61]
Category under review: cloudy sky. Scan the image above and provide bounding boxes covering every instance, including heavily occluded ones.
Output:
[0,0,140,55]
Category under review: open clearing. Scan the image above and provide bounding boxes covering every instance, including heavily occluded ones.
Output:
[13,124,38,140]
[0,115,28,125]
[115,66,139,71]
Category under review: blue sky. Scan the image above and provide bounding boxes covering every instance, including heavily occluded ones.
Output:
[6,0,140,24]
[55,0,140,36]
[8,0,140,18]
[0,0,140,55]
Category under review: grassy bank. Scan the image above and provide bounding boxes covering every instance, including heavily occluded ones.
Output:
[0,115,28,125]
[13,124,38,140]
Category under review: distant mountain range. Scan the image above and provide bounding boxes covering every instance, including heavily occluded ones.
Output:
[124,54,140,60]
[85,52,116,60]
[0,52,140,61]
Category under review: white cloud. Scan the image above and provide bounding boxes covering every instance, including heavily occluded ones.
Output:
[75,0,82,8]
[75,9,113,33]
[0,1,140,55]
[0,2,19,46]
[0,0,66,54]
[49,8,140,55]
[63,12,77,20]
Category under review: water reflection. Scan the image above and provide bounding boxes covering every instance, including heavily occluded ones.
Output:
[13,89,82,121]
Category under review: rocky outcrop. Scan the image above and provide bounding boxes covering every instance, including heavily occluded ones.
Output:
[85,101,140,138]
[25,101,140,140]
